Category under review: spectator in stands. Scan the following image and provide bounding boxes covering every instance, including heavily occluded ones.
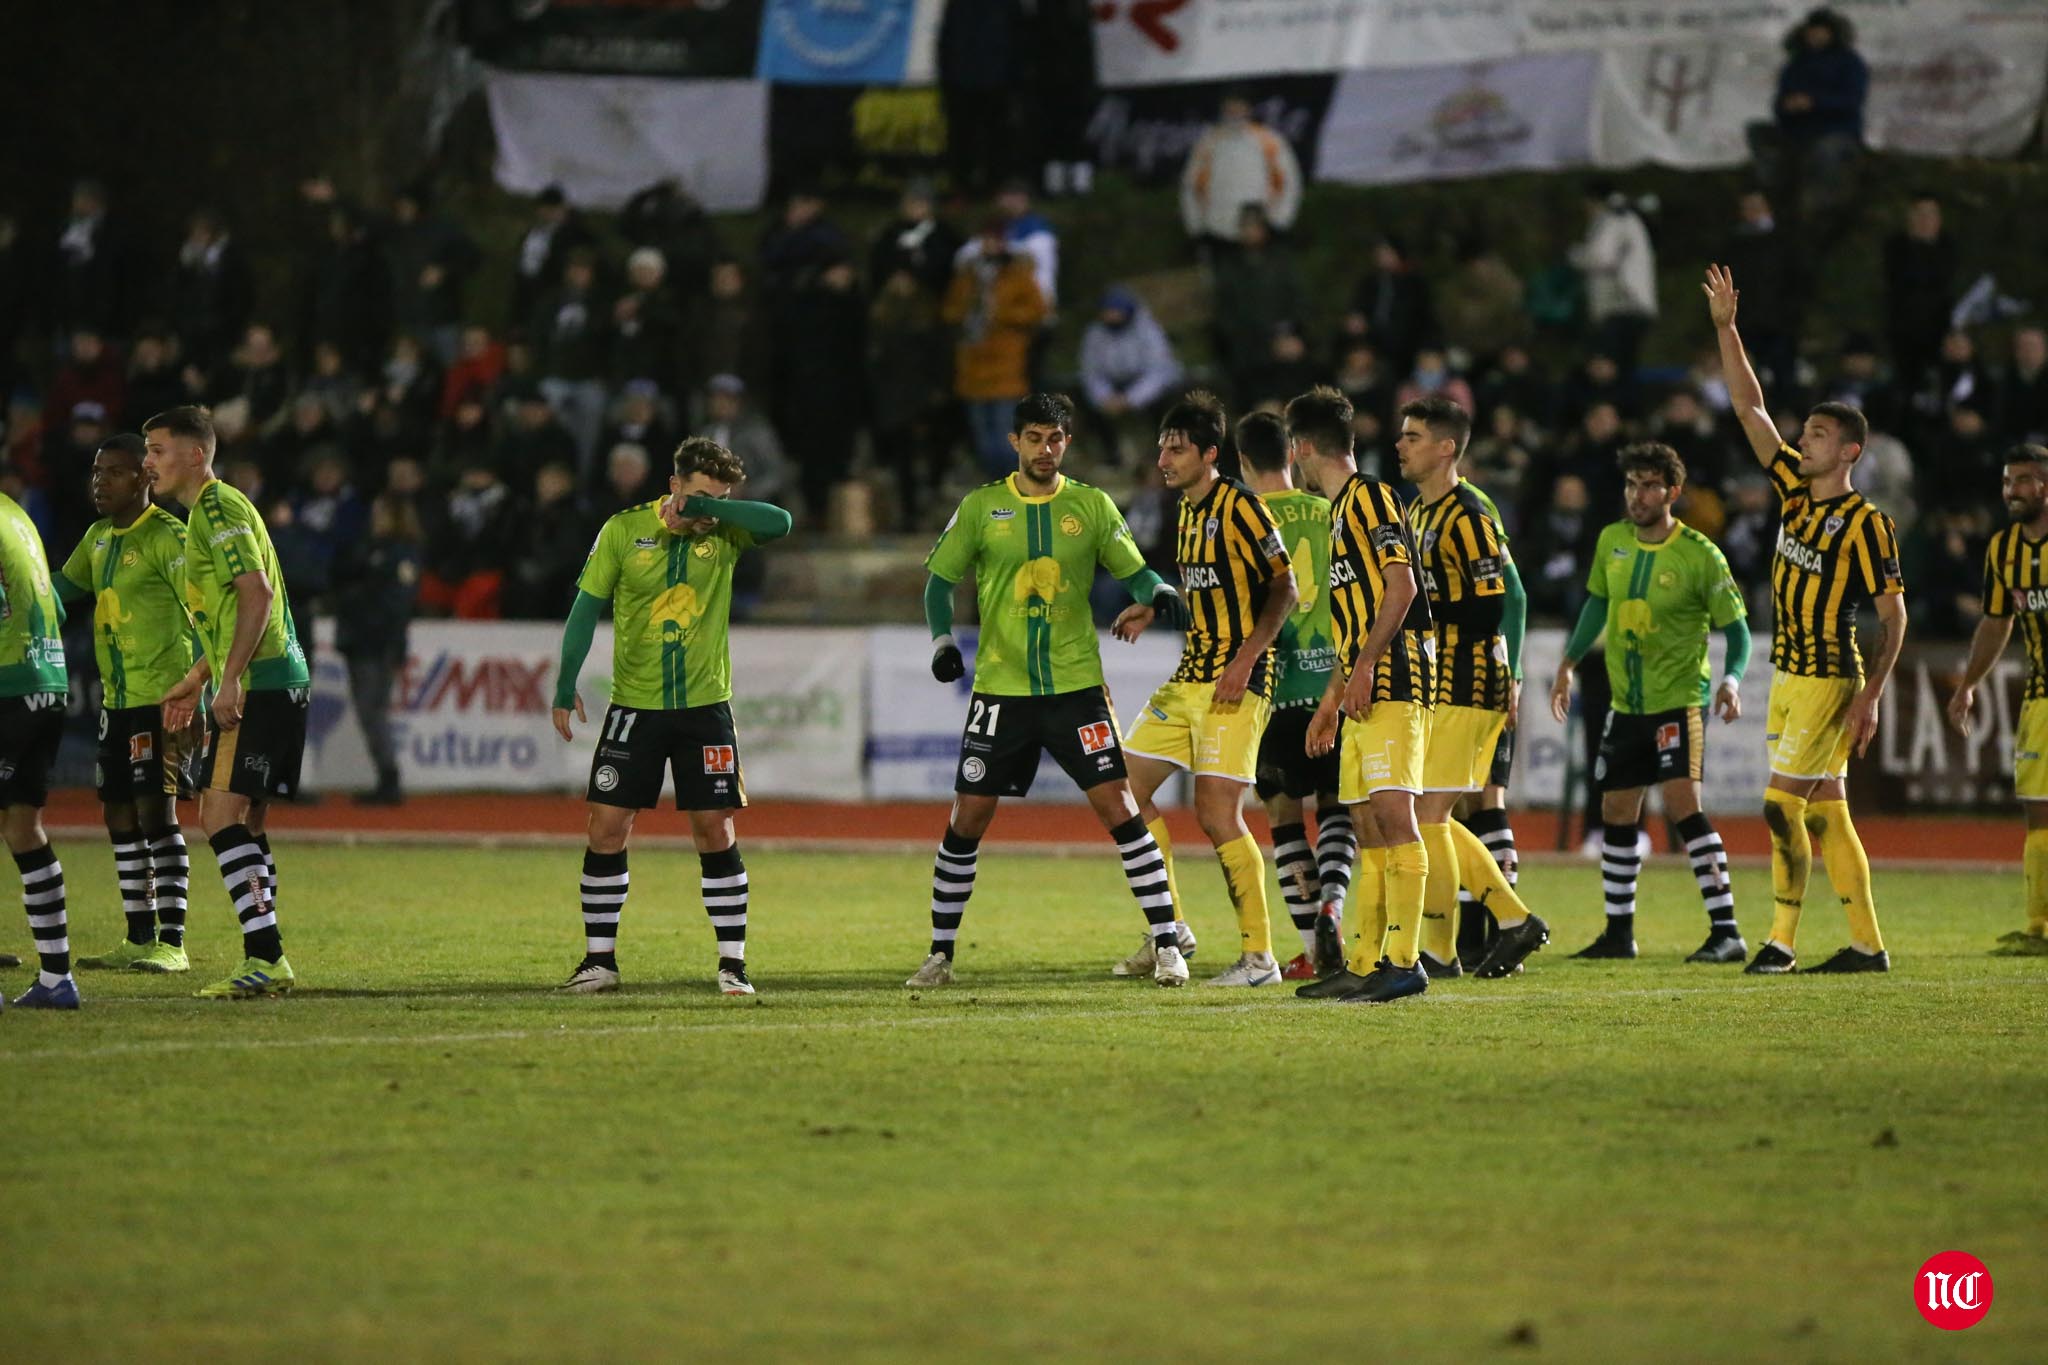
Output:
[1079,285,1181,467]
[1857,425,1917,534]
[440,324,506,417]
[1475,342,1555,433]
[1466,403,1534,536]
[619,178,720,304]
[291,449,367,591]
[774,252,868,525]
[1571,186,1658,374]
[0,462,52,542]
[1437,234,1528,362]
[510,184,595,325]
[1761,7,1868,230]
[1884,192,1956,389]
[531,248,610,468]
[45,401,113,545]
[1394,347,1475,417]
[1334,340,1396,437]
[1343,236,1433,378]
[759,186,852,302]
[1559,352,1637,428]
[126,330,191,421]
[298,193,392,372]
[1022,0,1099,197]
[384,183,479,366]
[867,267,951,525]
[1908,328,1993,448]
[1556,399,1629,513]
[510,461,593,619]
[263,393,341,488]
[378,332,443,440]
[1211,205,1306,406]
[51,177,135,342]
[598,380,677,473]
[496,383,578,493]
[603,441,663,511]
[944,220,1047,479]
[869,179,963,301]
[1926,402,2000,512]
[1120,462,1178,579]
[333,481,424,805]
[44,329,126,432]
[697,374,791,510]
[435,396,494,482]
[607,247,683,391]
[301,340,363,422]
[421,457,518,619]
[1913,505,1991,638]
[1721,188,1801,393]
[1179,90,1303,250]
[1242,322,1326,413]
[1520,472,1599,620]
[938,0,1023,195]
[1817,332,1902,435]
[171,207,253,371]
[1646,387,1731,495]
[2007,326,2048,444]
[1721,473,1778,621]
[956,179,1060,315]
[691,257,770,398]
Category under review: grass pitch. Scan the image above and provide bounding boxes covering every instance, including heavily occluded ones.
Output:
[3,839,2044,1362]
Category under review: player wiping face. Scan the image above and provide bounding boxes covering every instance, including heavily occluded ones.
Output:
[658,474,731,538]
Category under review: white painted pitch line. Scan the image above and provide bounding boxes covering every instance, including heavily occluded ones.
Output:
[4,975,2027,1064]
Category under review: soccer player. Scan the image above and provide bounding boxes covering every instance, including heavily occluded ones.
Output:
[1285,387,1437,1005]
[1,488,77,1009]
[552,436,793,996]
[1453,477,1527,969]
[1548,442,1752,963]
[908,393,1194,988]
[1115,390,1298,986]
[1946,443,2048,956]
[1705,263,1907,974]
[1236,410,1354,980]
[1398,397,1550,979]
[54,434,199,974]
[146,406,310,999]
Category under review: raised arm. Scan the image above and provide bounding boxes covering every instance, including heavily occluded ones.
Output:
[1702,264,1782,467]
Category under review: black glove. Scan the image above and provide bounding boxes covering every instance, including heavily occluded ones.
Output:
[1151,585,1192,631]
[932,637,965,683]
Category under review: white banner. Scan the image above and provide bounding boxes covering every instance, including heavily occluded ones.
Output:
[1593,41,1781,170]
[303,622,864,798]
[1093,0,1523,86]
[1317,53,1601,186]
[865,624,1185,801]
[483,69,770,212]
[1862,32,2048,158]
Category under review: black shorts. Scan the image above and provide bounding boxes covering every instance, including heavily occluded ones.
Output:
[0,693,66,808]
[98,704,195,803]
[588,700,747,810]
[200,687,309,800]
[955,687,1126,797]
[1488,723,1516,791]
[1597,706,1706,791]
[1254,705,1341,801]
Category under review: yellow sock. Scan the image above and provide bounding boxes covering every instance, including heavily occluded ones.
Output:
[1807,799,1882,953]
[1381,838,1428,970]
[1346,845,1389,973]
[2025,829,2048,936]
[1216,833,1273,956]
[1148,817,1183,924]
[1762,788,1810,950]
[1419,823,1460,963]
[1449,820,1532,929]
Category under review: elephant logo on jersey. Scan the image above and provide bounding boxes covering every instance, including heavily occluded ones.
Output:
[1615,598,1658,641]
[651,583,703,638]
[1014,556,1066,605]
[95,587,135,633]
[1292,536,1318,610]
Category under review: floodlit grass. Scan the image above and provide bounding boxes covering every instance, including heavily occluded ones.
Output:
[4,842,2044,1361]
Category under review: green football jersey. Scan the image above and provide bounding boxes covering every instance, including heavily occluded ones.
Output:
[1262,488,1335,710]
[576,499,754,710]
[1585,520,1745,714]
[0,492,66,698]
[184,480,310,692]
[59,504,195,708]
[926,474,1145,697]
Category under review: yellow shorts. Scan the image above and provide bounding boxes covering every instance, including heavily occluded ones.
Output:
[2017,698,2048,801]
[1338,700,1427,804]
[1765,672,1857,781]
[1422,704,1506,793]
[1124,680,1273,784]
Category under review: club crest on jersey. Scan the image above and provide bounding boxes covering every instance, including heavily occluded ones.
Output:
[702,745,736,775]
[989,507,1016,521]
[693,540,715,559]
[1824,515,1845,536]
[121,550,138,567]
[1657,570,1677,589]
[1421,530,1439,557]
[1076,720,1116,754]
[1204,516,1219,540]
[1060,514,1083,537]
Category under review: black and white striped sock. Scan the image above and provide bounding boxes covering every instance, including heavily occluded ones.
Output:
[148,828,189,948]
[254,832,279,919]
[1110,817,1178,945]
[16,844,70,983]
[208,825,282,962]
[1677,812,1737,931]
[1315,809,1358,912]
[700,846,748,967]
[110,827,153,945]
[929,827,980,959]
[1468,807,1518,886]
[1271,821,1319,954]
[1601,820,1642,935]
[579,848,628,966]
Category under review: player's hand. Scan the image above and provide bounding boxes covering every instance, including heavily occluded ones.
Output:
[1549,664,1574,725]
[931,637,965,683]
[1503,677,1522,731]
[552,695,586,742]
[1340,663,1375,722]
[1947,681,1977,735]
[1845,685,1884,757]
[162,675,202,732]
[1112,603,1155,643]
[1214,652,1254,704]
[1714,678,1742,723]
[210,676,245,731]
[1150,585,1191,631]
[1306,699,1339,757]
[1703,264,1739,329]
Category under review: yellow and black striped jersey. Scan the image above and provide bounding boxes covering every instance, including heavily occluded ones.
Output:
[1170,474,1292,696]
[1329,474,1434,705]
[1412,480,1512,711]
[1981,524,2048,700]
[1764,444,1905,679]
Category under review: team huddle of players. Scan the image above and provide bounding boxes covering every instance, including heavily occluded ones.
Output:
[6,267,2048,1011]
